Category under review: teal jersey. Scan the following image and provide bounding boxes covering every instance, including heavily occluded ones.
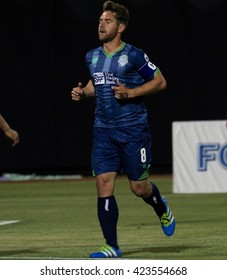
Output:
[86,43,159,127]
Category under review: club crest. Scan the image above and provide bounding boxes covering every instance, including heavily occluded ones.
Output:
[118,54,128,67]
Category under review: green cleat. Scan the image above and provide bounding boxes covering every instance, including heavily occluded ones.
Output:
[89,245,122,258]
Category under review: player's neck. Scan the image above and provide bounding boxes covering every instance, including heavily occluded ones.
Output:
[103,39,124,55]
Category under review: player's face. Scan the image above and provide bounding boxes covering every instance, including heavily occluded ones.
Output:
[98,11,120,43]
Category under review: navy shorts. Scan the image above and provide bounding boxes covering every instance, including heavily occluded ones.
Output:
[91,124,152,181]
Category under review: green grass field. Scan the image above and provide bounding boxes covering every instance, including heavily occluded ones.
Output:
[0,176,226,260]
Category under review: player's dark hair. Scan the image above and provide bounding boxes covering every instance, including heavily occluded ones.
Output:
[103,1,130,27]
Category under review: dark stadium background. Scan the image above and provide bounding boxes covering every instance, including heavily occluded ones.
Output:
[0,0,226,175]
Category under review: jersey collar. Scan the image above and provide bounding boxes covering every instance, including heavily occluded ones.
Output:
[102,42,126,57]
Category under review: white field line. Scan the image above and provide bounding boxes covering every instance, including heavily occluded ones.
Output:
[0,220,20,226]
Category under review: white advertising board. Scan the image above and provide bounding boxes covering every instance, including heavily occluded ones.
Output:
[172,121,227,193]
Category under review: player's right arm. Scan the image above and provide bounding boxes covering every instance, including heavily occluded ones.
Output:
[71,80,95,101]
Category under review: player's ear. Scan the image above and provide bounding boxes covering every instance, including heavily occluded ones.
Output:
[118,24,126,33]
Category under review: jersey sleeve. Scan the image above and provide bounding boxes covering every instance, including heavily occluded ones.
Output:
[135,49,159,81]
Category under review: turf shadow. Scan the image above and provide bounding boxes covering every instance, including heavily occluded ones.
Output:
[123,245,203,256]
[0,248,38,257]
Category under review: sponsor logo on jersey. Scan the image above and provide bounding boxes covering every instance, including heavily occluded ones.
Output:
[93,72,105,84]
[118,54,128,67]
[93,72,119,85]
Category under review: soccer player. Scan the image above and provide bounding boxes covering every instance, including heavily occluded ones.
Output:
[71,1,175,258]
[0,114,19,146]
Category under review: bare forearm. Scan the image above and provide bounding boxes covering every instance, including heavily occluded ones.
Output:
[0,114,19,146]
[0,114,10,132]
[129,71,167,98]
[83,80,95,98]
[112,70,167,100]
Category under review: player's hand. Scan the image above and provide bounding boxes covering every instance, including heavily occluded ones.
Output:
[5,128,19,146]
[71,82,85,101]
[112,81,129,99]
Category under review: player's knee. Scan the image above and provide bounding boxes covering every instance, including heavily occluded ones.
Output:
[130,181,147,197]
[96,173,116,197]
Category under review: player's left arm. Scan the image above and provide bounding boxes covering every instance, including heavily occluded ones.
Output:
[0,114,19,146]
[112,69,166,99]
